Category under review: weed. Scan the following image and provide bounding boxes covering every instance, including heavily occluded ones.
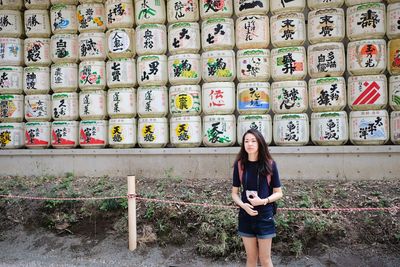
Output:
[291,239,303,257]
[299,193,312,208]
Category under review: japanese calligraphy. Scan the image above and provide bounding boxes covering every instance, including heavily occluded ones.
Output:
[25,72,37,90]
[359,116,383,139]
[281,19,295,40]
[324,119,339,140]
[176,123,189,141]
[284,121,299,141]
[317,84,339,106]
[280,88,299,110]
[357,9,380,29]
[319,15,334,37]
[316,52,337,73]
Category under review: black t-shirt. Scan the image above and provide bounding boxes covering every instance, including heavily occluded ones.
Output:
[232,160,281,213]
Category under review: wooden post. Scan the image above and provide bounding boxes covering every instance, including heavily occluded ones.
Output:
[127,175,137,251]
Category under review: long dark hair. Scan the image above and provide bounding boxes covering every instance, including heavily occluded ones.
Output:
[235,128,273,176]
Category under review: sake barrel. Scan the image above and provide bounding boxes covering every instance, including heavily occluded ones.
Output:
[167,0,199,23]
[137,117,168,148]
[347,39,386,76]
[237,82,271,115]
[234,0,269,16]
[135,24,167,56]
[52,92,79,121]
[79,90,106,120]
[25,121,51,148]
[270,12,305,48]
[137,55,168,86]
[0,122,24,149]
[391,111,400,144]
[168,54,201,85]
[201,18,235,51]
[23,66,50,95]
[237,49,270,82]
[106,0,134,29]
[389,75,400,111]
[199,0,233,19]
[202,82,235,115]
[348,75,387,111]
[236,15,269,50]
[24,38,51,67]
[79,119,108,148]
[311,111,348,145]
[271,80,307,114]
[51,63,78,92]
[237,114,272,145]
[25,94,51,121]
[137,86,168,117]
[106,28,136,59]
[24,0,51,9]
[388,39,400,75]
[388,0,400,3]
[307,0,343,10]
[271,46,307,81]
[169,84,201,116]
[168,22,200,54]
[308,8,345,44]
[107,88,136,118]
[202,114,236,147]
[78,60,106,90]
[51,34,79,63]
[201,50,236,83]
[50,4,78,34]
[387,3,400,39]
[345,0,382,7]
[79,32,107,61]
[349,110,389,145]
[51,120,79,148]
[0,10,22,37]
[106,58,137,88]
[270,0,305,15]
[309,77,346,112]
[0,66,23,94]
[24,9,51,38]
[0,94,24,122]
[51,0,78,4]
[347,3,386,41]
[273,113,309,146]
[0,38,23,66]
[107,87,136,118]
[108,118,136,148]
[77,3,106,33]
[170,115,202,147]
[308,42,345,78]
[0,0,23,10]
[135,0,166,25]
[79,0,104,4]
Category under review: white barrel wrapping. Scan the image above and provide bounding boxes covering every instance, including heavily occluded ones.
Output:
[25,94,51,121]
[349,110,389,145]
[24,38,51,66]
[236,15,269,50]
[0,66,23,94]
[168,54,201,85]
[137,86,168,117]
[51,63,78,92]
[24,0,51,10]
[79,32,107,61]
[170,116,202,147]
[78,60,106,90]
[25,121,51,148]
[0,94,24,122]
[273,113,309,146]
[106,0,134,29]
[106,28,136,59]
[0,38,23,66]
[135,0,166,25]
[77,3,106,32]
[348,75,387,111]
[307,0,343,10]
[136,24,167,56]
[270,12,305,48]
[167,0,199,23]
[137,55,168,86]
[79,120,108,148]
[201,50,236,83]
[168,22,200,54]
[23,66,50,95]
[51,120,79,148]
[202,82,235,115]
[201,18,235,51]
[271,80,307,114]
[199,0,233,19]
[51,34,79,63]
[107,87,137,118]
[0,10,22,37]
[234,0,269,16]
[237,49,270,82]
[169,84,201,116]
[388,39,400,75]
[387,3,400,39]
[202,114,236,147]
[237,82,271,115]
[391,111,400,144]
[50,4,78,34]
[270,0,305,14]
[308,8,345,44]
[309,77,346,112]
[108,118,136,148]
[237,114,272,145]
[0,122,24,149]
[308,42,345,78]
[347,39,386,75]
[137,117,168,148]
[389,75,400,111]
[52,92,79,121]
[0,0,23,10]
[271,46,307,81]
[24,9,51,38]
[79,90,106,120]
[311,111,348,145]
[106,58,137,88]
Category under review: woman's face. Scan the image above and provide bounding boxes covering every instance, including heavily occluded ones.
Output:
[244,133,259,155]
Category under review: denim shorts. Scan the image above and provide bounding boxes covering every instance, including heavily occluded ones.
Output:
[238,210,276,239]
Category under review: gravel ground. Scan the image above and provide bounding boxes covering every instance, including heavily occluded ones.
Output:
[1,226,399,267]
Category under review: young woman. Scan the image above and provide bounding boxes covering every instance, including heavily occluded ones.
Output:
[231,129,283,267]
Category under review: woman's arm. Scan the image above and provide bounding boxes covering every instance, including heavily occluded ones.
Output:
[232,186,258,216]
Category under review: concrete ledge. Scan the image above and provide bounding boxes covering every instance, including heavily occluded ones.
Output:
[0,146,399,180]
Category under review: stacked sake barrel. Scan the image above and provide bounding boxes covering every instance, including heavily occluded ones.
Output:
[200,0,236,147]
[387,1,400,144]
[0,0,25,148]
[269,1,309,146]
[167,0,202,147]
[346,1,389,145]
[135,0,169,148]
[234,0,272,145]
[47,0,80,148]
[307,0,348,145]
[105,0,137,148]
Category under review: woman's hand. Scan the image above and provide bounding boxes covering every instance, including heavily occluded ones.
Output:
[248,195,265,207]
[243,203,258,216]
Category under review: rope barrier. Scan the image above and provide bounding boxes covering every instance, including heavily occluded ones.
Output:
[1,193,399,213]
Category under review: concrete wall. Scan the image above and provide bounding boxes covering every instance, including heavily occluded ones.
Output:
[0,146,399,180]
